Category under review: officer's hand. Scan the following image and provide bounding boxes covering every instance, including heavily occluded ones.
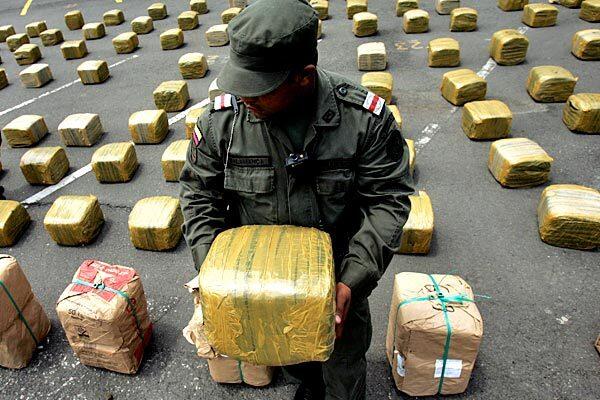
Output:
[334,282,351,339]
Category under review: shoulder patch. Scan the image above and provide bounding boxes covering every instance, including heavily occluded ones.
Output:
[362,92,385,116]
[213,94,234,111]
[334,83,384,116]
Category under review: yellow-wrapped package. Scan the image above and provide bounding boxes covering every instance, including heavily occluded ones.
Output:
[403,9,429,33]
[2,114,48,148]
[129,110,169,144]
[185,106,207,139]
[25,21,47,38]
[153,80,189,112]
[435,0,460,15]
[398,191,434,254]
[353,12,378,37]
[14,44,41,66]
[148,3,168,20]
[199,225,335,366]
[60,40,87,59]
[64,10,84,30]
[347,0,368,19]
[191,0,209,14]
[44,195,104,246]
[131,16,153,34]
[440,69,486,106]
[112,32,139,54]
[40,29,64,46]
[498,0,528,11]
[82,22,106,40]
[0,69,6,90]
[77,60,110,85]
[357,42,387,71]
[91,142,139,183]
[405,138,415,175]
[161,140,188,181]
[571,29,600,61]
[522,4,558,27]
[222,7,242,23]
[0,25,16,42]
[179,53,208,79]
[6,33,29,52]
[526,66,577,103]
[428,38,460,67]
[580,0,600,22]
[103,9,125,26]
[20,146,70,185]
[462,100,512,140]
[537,185,600,250]
[160,28,184,50]
[205,24,229,47]
[558,0,582,7]
[0,202,31,247]
[178,11,199,31]
[488,138,553,187]
[389,105,403,130]
[490,29,529,65]
[562,93,600,134]
[396,0,418,16]
[450,7,477,32]
[361,72,393,104]
[310,0,329,20]
[20,64,53,88]
[128,196,183,251]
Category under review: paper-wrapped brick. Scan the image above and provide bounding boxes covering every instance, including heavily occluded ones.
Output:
[441,69,486,106]
[208,78,223,100]
[403,9,429,33]
[179,53,208,79]
[450,7,477,31]
[113,32,139,54]
[200,225,335,366]
[522,4,558,27]
[229,0,247,8]
[191,0,209,14]
[558,0,582,7]
[498,0,528,11]
[405,138,415,175]
[14,44,41,66]
[103,9,125,26]
[7,33,29,52]
[205,24,229,47]
[185,106,207,139]
[396,0,419,16]
[357,42,387,71]
[428,38,460,67]
[386,272,483,396]
[56,260,152,374]
[490,29,529,65]
[65,10,85,30]
[562,93,600,134]
[82,22,105,40]
[44,195,104,246]
[2,115,48,147]
[61,40,88,59]
[462,100,512,140]
[91,142,139,183]
[40,29,64,46]
[160,28,184,50]
[398,191,433,254]
[537,185,600,250]
[58,113,103,146]
[221,7,242,23]
[0,25,16,42]
[129,110,169,143]
[389,105,403,130]
[20,147,70,185]
[0,69,7,90]
[436,0,460,14]
[526,66,577,103]
[161,140,188,181]
[131,16,154,34]
[128,196,182,251]
[571,29,600,60]
[77,60,110,84]
[25,21,47,38]
[361,72,393,103]
[347,0,368,19]
[353,12,378,37]
[148,3,168,20]
[488,138,552,187]
[0,255,51,369]
[178,11,199,30]
[310,0,329,20]
[580,0,600,21]
[153,80,189,112]
[0,203,30,247]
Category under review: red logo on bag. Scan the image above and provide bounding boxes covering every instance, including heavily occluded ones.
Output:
[70,260,136,302]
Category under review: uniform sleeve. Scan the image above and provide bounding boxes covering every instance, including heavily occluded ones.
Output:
[338,109,414,299]
[179,112,228,271]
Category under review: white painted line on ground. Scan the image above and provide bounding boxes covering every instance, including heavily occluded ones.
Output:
[0,55,140,118]
[414,123,440,154]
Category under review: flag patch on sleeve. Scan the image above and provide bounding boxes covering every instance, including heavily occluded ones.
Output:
[213,94,233,111]
[362,92,385,116]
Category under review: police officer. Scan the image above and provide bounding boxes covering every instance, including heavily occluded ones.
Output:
[179,0,413,398]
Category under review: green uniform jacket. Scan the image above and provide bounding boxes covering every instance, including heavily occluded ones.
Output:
[179,67,414,299]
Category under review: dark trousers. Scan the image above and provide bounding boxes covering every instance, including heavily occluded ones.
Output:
[284,298,373,400]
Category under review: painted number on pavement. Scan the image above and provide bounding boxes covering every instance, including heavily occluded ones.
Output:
[395,40,423,51]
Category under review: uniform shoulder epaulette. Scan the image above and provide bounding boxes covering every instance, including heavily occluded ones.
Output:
[212,93,236,111]
[334,83,385,116]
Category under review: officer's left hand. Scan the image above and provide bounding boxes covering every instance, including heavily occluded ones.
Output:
[334,282,351,339]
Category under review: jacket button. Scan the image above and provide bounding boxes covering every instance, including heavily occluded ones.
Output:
[338,86,348,96]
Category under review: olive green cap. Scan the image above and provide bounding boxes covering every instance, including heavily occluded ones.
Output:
[217,0,319,98]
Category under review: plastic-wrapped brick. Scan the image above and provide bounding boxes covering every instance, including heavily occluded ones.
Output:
[488,138,553,187]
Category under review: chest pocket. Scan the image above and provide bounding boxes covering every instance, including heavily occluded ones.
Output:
[224,166,277,224]
[315,167,355,227]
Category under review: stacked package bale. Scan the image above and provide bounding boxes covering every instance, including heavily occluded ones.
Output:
[44,196,104,245]
[160,28,184,50]
[353,12,378,37]
[162,140,188,181]
[498,0,528,11]
[386,272,483,396]
[310,0,329,20]
[398,191,434,254]
[191,0,209,14]
[537,185,600,250]
[14,44,42,66]
[199,225,336,366]
[129,110,169,143]
[58,113,104,146]
[185,106,207,139]
[562,93,600,133]
[361,72,393,103]
[25,21,47,38]
[347,0,368,19]
[131,16,154,34]
[0,25,16,42]
[403,9,429,33]
[7,33,29,52]
[440,69,486,106]
[91,142,139,183]
[580,0,600,21]
[522,4,558,27]
[56,260,153,373]
[77,60,110,84]
[0,203,30,247]
[148,3,168,20]
[179,53,209,79]
[206,24,229,47]
[20,147,70,185]
[1,115,48,147]
[103,9,125,26]
[222,7,242,23]
[128,196,183,251]
[0,69,7,90]
[357,42,387,71]
[183,277,275,385]
[526,66,577,103]
[61,40,88,59]
[178,11,199,30]
[82,23,106,40]
[65,10,85,30]
[40,29,64,46]
[450,8,477,32]
[396,0,419,16]
[490,29,529,65]
[462,100,512,140]
[488,138,553,187]
[436,0,460,14]
[428,38,460,67]
[153,81,189,112]
[571,29,600,60]
[113,32,139,54]
[0,255,51,369]
[558,0,582,7]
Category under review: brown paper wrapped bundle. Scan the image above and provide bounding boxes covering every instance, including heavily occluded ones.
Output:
[488,138,553,188]
[571,29,600,60]
[388,105,403,130]
[353,12,378,37]
[440,69,486,106]
[462,100,512,140]
[562,93,600,133]
[310,0,329,20]
[538,185,600,250]
[56,260,152,374]
[20,147,70,185]
[65,10,85,30]
[148,3,168,20]
[357,42,387,71]
[58,113,104,147]
[40,29,64,46]
[558,0,582,7]
[91,142,139,183]
[361,72,393,103]
[185,106,207,139]
[131,16,154,34]
[0,69,7,90]
[205,24,229,47]
[398,191,433,254]
[161,140,188,181]
[128,196,183,251]
[450,7,477,31]
[526,66,577,103]
[82,23,106,40]
[153,80,189,112]
[2,115,48,147]
[191,0,208,14]
[386,272,483,396]
[221,7,242,23]
[428,38,460,67]
[160,28,184,50]
[113,32,139,54]
[129,110,169,143]
[403,9,429,33]
[498,0,528,11]
[396,0,419,16]
[435,0,460,15]
[405,138,415,175]
[77,60,110,84]
[103,9,125,26]
[580,0,600,21]
[0,255,51,369]
[347,0,368,19]
[178,11,199,30]
[490,29,529,65]
[14,44,41,66]
[179,53,208,79]
[0,203,31,247]
[25,21,47,38]
[522,4,558,27]
[0,25,16,42]
[44,195,104,246]
[7,33,29,52]
[60,40,87,59]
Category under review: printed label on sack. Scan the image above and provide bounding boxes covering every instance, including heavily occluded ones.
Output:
[434,359,462,378]
[395,351,406,377]
[70,260,135,302]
